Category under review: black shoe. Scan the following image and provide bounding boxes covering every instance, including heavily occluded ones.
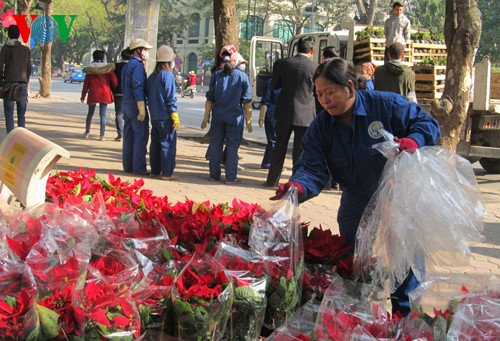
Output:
[262,181,276,188]
[114,135,122,141]
[225,179,241,184]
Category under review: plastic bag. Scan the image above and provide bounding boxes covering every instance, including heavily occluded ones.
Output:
[447,290,500,340]
[267,298,321,341]
[354,130,485,292]
[214,241,268,341]
[314,274,389,341]
[249,185,304,331]
[171,253,233,341]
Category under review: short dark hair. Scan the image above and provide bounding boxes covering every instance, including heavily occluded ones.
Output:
[92,50,105,62]
[322,46,339,59]
[7,25,20,39]
[393,2,403,8]
[121,48,131,61]
[388,42,405,59]
[297,36,315,54]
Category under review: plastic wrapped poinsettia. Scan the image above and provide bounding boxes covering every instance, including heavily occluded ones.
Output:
[171,253,233,341]
[249,185,304,331]
[215,241,268,341]
[72,248,142,339]
[0,257,38,339]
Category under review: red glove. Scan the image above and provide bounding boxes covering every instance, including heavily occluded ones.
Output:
[394,137,418,153]
[270,181,304,201]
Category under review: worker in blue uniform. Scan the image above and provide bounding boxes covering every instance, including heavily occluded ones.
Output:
[258,77,281,169]
[271,58,441,316]
[146,45,180,181]
[121,38,152,175]
[201,46,252,183]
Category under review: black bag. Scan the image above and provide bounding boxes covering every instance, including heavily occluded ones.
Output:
[0,83,24,101]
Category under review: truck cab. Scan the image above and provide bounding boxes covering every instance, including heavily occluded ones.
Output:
[249,21,368,106]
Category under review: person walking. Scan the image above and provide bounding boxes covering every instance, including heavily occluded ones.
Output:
[263,36,317,188]
[374,42,416,99]
[270,58,440,316]
[258,77,280,169]
[146,45,180,181]
[0,24,31,133]
[121,38,153,176]
[112,48,131,142]
[81,49,118,141]
[384,1,411,63]
[201,45,252,183]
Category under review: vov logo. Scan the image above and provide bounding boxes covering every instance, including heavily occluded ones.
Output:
[13,14,77,45]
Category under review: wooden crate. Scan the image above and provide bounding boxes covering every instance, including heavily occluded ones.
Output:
[491,73,500,100]
[412,42,447,64]
[413,65,446,99]
[353,38,412,66]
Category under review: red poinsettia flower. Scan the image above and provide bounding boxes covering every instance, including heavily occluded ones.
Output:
[0,288,35,338]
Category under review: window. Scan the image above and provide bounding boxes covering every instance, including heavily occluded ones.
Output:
[187,52,198,74]
[303,23,324,34]
[273,20,293,43]
[240,15,264,39]
[188,13,201,38]
[204,17,210,37]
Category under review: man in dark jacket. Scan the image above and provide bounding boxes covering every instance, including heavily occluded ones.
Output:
[374,42,415,99]
[263,36,317,187]
[0,25,31,133]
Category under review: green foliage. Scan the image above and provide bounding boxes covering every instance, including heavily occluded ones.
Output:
[355,27,384,41]
[478,0,500,63]
[406,0,445,34]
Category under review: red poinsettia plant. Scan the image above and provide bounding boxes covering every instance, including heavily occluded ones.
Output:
[215,242,268,341]
[171,253,233,341]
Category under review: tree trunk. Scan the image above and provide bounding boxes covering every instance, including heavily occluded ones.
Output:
[431,0,481,151]
[366,0,377,26]
[213,0,238,59]
[38,0,53,98]
[354,0,368,24]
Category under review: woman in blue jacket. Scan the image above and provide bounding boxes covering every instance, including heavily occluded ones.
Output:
[271,58,441,316]
[146,45,180,180]
[201,46,252,183]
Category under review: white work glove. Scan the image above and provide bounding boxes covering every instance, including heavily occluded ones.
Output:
[137,101,146,121]
[259,104,267,128]
[201,100,212,129]
[243,102,253,133]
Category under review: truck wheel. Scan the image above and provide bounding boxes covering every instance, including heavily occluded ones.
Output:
[479,158,500,174]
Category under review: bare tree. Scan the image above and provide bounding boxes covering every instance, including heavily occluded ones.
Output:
[37,0,53,98]
[431,0,482,151]
[213,0,239,57]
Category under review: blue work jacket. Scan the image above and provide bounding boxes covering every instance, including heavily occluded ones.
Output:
[121,56,147,117]
[261,77,281,118]
[291,90,441,227]
[146,70,178,121]
[206,69,252,120]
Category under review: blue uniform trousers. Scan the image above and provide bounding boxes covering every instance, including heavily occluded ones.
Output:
[122,115,149,173]
[209,116,243,181]
[261,112,277,168]
[150,119,176,177]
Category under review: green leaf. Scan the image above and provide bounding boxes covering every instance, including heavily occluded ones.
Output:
[72,182,82,196]
[36,303,61,338]
[433,315,447,341]
[6,295,16,308]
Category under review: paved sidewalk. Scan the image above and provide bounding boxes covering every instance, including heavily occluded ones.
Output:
[2,95,499,277]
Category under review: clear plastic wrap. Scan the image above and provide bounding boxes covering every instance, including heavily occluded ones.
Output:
[447,291,500,340]
[354,130,485,292]
[249,185,304,331]
[314,274,390,341]
[267,298,321,341]
[171,253,233,341]
[215,242,268,341]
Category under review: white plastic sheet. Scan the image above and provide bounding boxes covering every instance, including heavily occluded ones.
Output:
[354,130,485,292]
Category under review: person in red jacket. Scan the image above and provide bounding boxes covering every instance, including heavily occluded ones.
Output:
[81,50,118,141]
[187,71,197,90]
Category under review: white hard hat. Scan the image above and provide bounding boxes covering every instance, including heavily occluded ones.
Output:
[129,38,153,50]
[156,45,175,62]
